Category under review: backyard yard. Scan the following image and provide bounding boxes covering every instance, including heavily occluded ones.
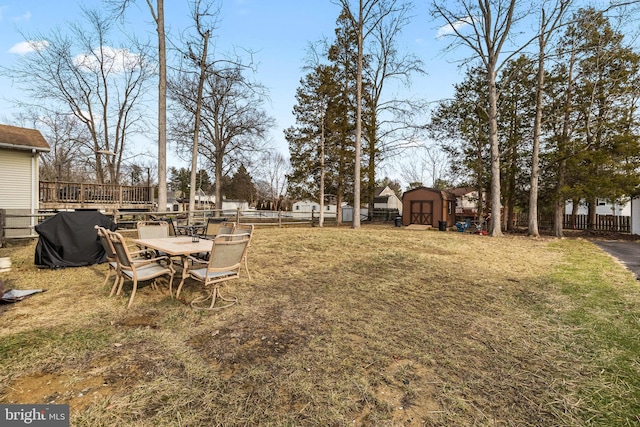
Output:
[1,225,639,426]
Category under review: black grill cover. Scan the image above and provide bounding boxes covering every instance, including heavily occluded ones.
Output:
[34,211,117,269]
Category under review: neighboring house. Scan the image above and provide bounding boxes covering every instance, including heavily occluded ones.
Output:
[565,199,631,216]
[0,124,51,238]
[401,187,457,227]
[373,186,402,214]
[448,187,482,218]
[220,199,250,215]
[292,200,338,217]
[169,189,216,212]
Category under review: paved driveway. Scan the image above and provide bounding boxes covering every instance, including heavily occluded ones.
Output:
[593,240,640,279]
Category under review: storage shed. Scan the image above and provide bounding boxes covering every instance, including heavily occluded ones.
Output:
[401,187,457,228]
[0,124,50,239]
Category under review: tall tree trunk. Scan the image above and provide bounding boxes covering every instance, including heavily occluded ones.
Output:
[352,0,363,229]
[188,30,209,225]
[553,159,566,237]
[487,63,503,237]
[529,27,545,237]
[367,139,376,221]
[336,190,343,225]
[319,116,325,228]
[553,42,576,238]
[587,196,597,230]
[156,0,167,213]
[571,197,579,229]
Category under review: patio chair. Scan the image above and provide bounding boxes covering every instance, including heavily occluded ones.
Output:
[136,220,170,239]
[175,233,250,310]
[95,225,119,291]
[232,223,254,280]
[164,217,178,236]
[203,217,231,239]
[108,230,175,309]
[96,226,152,295]
[197,221,235,259]
[136,220,173,258]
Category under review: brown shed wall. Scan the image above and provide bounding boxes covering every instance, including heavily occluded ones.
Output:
[401,187,456,227]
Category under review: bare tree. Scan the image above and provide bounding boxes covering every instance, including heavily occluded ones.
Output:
[2,8,154,184]
[180,0,220,224]
[335,0,423,228]
[169,65,274,212]
[399,142,449,188]
[431,0,531,236]
[254,151,290,211]
[362,1,425,218]
[14,111,92,182]
[335,0,366,228]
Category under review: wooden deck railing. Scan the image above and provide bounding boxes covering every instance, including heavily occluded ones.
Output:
[39,181,152,206]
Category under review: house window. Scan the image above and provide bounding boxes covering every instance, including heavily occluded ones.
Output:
[312,205,316,211]
[326,206,330,211]
[295,205,300,210]
[597,198,606,206]
[448,201,453,215]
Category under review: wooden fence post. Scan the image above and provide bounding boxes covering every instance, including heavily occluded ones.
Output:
[0,209,5,248]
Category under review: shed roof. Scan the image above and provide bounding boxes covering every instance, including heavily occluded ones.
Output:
[402,186,457,201]
[0,124,50,152]
[448,186,475,197]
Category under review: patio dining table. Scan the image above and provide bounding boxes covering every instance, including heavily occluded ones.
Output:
[132,236,213,257]
[131,236,213,296]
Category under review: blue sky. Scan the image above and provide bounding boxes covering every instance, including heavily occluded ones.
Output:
[0,0,463,182]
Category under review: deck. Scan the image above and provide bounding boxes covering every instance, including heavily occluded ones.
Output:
[39,181,153,211]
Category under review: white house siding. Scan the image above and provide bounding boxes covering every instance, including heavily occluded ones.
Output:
[292,200,337,214]
[458,191,479,212]
[632,197,640,235]
[374,187,402,213]
[565,199,631,216]
[0,148,38,237]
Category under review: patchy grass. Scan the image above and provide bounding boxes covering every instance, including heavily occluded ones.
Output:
[1,226,639,426]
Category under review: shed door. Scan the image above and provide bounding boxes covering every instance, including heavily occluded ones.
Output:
[410,200,433,225]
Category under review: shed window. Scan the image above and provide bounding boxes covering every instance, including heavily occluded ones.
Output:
[448,201,453,215]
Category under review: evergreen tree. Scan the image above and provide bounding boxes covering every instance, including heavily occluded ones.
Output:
[286,9,359,224]
[497,56,536,230]
[428,66,491,216]
[545,8,640,234]
[225,165,256,204]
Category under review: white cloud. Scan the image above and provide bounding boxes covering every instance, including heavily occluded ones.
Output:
[74,46,142,73]
[436,18,473,38]
[12,11,31,22]
[8,40,49,55]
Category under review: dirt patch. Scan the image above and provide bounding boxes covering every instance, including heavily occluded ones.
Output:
[355,358,442,426]
[2,371,116,412]
[116,313,160,329]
